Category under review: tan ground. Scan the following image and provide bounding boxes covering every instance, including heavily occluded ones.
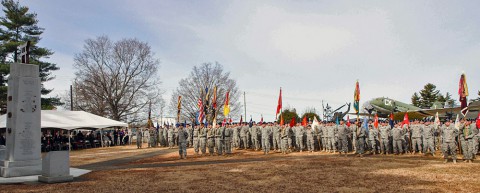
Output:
[3,145,480,193]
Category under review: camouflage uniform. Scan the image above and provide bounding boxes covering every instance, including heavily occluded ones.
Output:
[199,126,207,155]
[224,126,232,154]
[193,126,200,155]
[306,126,315,152]
[207,127,215,156]
[336,124,349,154]
[178,127,189,159]
[392,125,404,154]
[422,124,435,155]
[442,124,458,162]
[261,125,272,154]
[379,125,391,154]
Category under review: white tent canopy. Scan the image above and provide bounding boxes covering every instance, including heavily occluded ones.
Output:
[0,110,128,130]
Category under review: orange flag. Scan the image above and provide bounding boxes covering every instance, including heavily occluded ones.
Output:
[346,115,351,127]
[374,114,379,128]
[302,116,307,126]
[280,114,284,125]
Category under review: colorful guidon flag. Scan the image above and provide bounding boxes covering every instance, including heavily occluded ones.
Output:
[223,91,230,117]
[458,73,469,116]
[177,96,182,122]
[374,114,379,128]
[354,80,360,114]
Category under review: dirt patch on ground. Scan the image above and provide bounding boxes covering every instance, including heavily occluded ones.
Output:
[3,147,480,193]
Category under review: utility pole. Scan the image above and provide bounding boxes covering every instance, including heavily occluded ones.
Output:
[244,92,247,123]
[70,85,73,111]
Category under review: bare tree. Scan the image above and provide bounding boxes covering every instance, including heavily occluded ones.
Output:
[71,36,162,121]
[169,62,241,123]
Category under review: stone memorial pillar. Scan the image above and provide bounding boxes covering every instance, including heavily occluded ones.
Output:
[0,63,42,177]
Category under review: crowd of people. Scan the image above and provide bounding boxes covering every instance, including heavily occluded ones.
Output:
[139,118,479,163]
[38,128,132,152]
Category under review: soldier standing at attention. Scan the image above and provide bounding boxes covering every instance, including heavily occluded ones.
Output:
[392,123,404,155]
[463,120,477,163]
[422,121,435,156]
[327,122,337,153]
[240,123,249,150]
[261,123,272,155]
[442,120,458,163]
[336,120,349,156]
[321,122,328,152]
[199,123,207,156]
[136,128,143,149]
[232,123,240,149]
[355,122,366,157]
[350,121,358,152]
[224,124,233,155]
[411,120,423,154]
[207,124,215,156]
[280,125,289,154]
[193,124,200,155]
[379,122,391,155]
[273,123,281,152]
[368,124,378,154]
[305,125,315,153]
[215,124,224,155]
[177,124,189,159]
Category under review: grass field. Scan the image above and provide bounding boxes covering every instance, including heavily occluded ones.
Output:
[3,144,480,193]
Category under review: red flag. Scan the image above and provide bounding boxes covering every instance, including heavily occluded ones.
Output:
[222,118,226,127]
[458,73,469,115]
[346,115,351,127]
[289,117,296,127]
[402,113,409,126]
[476,112,480,129]
[239,115,243,124]
[276,88,282,118]
[374,114,379,128]
[280,114,284,125]
[229,118,232,124]
[302,116,307,126]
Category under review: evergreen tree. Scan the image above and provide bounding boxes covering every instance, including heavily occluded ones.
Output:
[0,0,61,113]
[418,83,439,108]
[278,108,299,124]
[411,92,421,107]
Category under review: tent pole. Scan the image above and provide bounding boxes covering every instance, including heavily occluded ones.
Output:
[100,128,104,147]
[68,130,71,152]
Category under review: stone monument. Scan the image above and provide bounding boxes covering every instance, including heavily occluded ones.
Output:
[38,151,73,183]
[0,42,42,177]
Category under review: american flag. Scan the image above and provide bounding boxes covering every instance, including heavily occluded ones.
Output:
[197,99,204,123]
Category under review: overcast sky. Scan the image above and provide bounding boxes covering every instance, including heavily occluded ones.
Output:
[15,0,480,121]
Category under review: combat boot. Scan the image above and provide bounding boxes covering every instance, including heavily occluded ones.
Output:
[444,159,448,163]
[453,159,457,164]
